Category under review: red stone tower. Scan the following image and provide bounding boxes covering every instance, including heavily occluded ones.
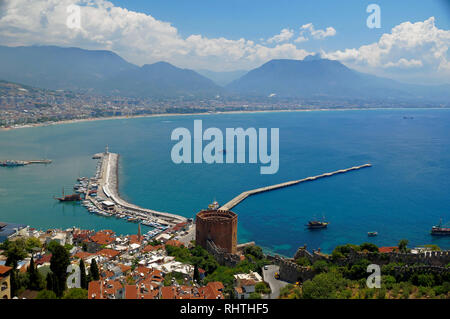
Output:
[195,210,237,254]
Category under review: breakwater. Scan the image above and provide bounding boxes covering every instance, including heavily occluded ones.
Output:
[219,164,372,211]
[0,159,52,167]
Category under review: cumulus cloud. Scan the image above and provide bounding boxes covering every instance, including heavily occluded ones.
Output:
[300,23,337,40]
[324,17,450,83]
[266,28,294,44]
[0,0,448,83]
[0,0,311,71]
[384,58,423,69]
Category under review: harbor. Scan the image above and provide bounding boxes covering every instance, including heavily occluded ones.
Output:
[219,164,372,211]
[71,148,187,239]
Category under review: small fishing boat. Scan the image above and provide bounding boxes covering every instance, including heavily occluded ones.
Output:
[368,231,378,237]
[306,216,329,229]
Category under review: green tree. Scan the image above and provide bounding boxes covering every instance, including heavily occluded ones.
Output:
[243,246,264,260]
[382,275,396,289]
[47,241,61,254]
[62,288,88,299]
[312,260,329,274]
[79,259,88,289]
[46,272,54,291]
[9,269,18,297]
[249,292,262,299]
[193,265,200,283]
[359,242,379,252]
[415,274,435,287]
[5,239,27,269]
[27,256,44,290]
[331,244,359,260]
[49,243,70,297]
[25,237,42,252]
[255,282,271,295]
[36,289,57,299]
[301,271,348,299]
[345,259,371,280]
[398,239,409,253]
[90,258,100,281]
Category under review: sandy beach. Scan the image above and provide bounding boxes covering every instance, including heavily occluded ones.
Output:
[0,107,411,131]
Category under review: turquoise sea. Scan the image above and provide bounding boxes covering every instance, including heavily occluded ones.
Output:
[0,109,449,256]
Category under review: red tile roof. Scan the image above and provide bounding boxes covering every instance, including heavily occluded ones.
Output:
[166,240,184,247]
[160,286,177,299]
[379,246,398,253]
[88,279,122,299]
[36,253,52,265]
[142,244,164,253]
[88,281,103,299]
[89,230,116,246]
[0,264,12,275]
[118,264,131,273]
[97,248,121,259]
[74,251,94,260]
[199,283,224,299]
[125,284,158,299]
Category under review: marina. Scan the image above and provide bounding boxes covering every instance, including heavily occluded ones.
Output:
[71,148,186,236]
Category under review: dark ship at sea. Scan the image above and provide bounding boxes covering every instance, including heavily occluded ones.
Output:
[54,188,82,202]
[431,219,450,236]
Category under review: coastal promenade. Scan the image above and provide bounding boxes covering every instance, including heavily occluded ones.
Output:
[219,164,372,211]
[95,151,187,226]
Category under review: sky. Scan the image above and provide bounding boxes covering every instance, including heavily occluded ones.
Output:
[0,0,449,84]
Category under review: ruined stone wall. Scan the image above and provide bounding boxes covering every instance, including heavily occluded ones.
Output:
[293,246,329,264]
[341,250,450,267]
[206,240,240,267]
[267,255,315,283]
[393,265,450,277]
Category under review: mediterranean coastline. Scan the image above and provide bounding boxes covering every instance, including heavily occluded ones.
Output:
[3,107,448,131]
[1,108,449,256]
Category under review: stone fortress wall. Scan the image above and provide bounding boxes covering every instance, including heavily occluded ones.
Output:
[267,246,450,283]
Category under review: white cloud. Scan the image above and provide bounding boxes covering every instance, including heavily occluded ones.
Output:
[294,36,308,43]
[300,23,337,39]
[0,1,447,83]
[384,58,423,69]
[324,17,450,83]
[0,0,311,71]
[266,28,294,44]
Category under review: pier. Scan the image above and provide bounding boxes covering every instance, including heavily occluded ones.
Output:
[0,159,52,167]
[87,151,187,226]
[26,160,52,164]
[219,164,372,211]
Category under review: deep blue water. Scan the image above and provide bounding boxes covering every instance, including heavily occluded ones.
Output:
[0,109,449,256]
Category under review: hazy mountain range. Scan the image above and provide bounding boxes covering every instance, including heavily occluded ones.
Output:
[0,45,449,103]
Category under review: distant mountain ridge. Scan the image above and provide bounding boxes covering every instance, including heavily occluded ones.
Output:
[0,46,448,102]
[227,57,450,102]
[0,45,221,97]
[101,62,221,97]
